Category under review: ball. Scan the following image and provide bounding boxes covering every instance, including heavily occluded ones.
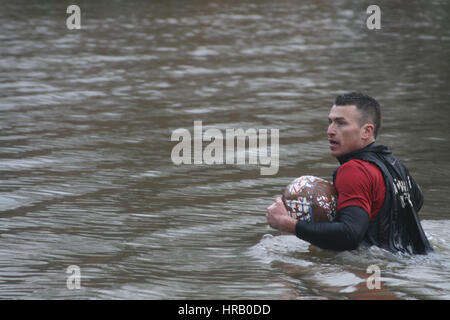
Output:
[282,175,337,222]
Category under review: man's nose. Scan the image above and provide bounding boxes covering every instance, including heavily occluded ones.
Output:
[327,124,335,137]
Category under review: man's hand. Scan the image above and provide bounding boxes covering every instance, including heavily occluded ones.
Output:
[266,197,297,234]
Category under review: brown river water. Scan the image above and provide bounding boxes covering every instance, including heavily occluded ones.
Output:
[1,0,450,299]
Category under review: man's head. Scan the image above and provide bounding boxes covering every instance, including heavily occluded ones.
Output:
[327,92,381,157]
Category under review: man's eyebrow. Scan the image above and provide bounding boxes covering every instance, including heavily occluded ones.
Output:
[328,116,347,121]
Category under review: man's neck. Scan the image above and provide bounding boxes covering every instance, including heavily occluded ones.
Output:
[337,141,376,165]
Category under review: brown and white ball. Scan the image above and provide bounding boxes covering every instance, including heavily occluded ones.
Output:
[282,175,337,223]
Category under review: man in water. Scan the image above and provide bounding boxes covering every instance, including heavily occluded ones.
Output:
[266,92,432,254]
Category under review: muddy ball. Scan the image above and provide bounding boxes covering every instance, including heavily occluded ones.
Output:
[282,175,337,222]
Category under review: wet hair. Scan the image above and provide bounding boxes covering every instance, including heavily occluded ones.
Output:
[334,92,382,139]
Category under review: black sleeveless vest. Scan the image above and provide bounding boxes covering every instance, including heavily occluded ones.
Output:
[332,143,433,255]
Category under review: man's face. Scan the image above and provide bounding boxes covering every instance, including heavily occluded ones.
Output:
[327,104,366,157]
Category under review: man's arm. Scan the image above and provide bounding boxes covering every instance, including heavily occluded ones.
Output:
[266,198,370,251]
[294,206,369,251]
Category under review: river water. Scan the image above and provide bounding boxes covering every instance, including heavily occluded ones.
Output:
[1,0,450,299]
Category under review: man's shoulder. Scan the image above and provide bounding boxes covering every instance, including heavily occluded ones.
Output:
[337,159,383,182]
[339,159,380,173]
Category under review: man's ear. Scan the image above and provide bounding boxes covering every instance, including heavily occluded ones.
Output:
[361,123,375,139]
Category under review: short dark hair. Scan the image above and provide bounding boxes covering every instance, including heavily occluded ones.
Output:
[334,92,382,139]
